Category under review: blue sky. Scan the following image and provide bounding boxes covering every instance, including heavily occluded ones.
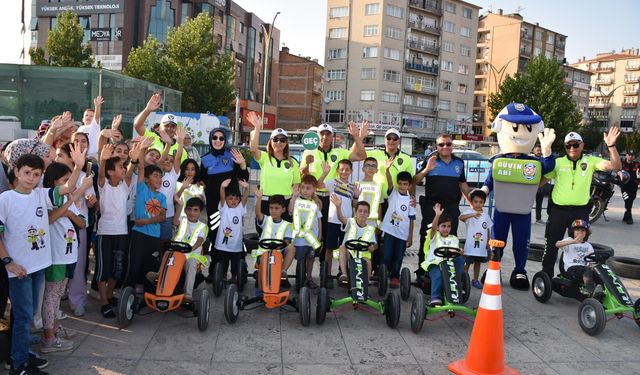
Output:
[1,1,638,64]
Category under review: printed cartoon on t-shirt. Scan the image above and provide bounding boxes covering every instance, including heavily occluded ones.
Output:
[389,204,408,227]
[146,198,163,217]
[64,228,76,254]
[27,225,46,250]
[473,232,482,248]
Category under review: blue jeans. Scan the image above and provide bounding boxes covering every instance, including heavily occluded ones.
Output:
[382,233,407,278]
[9,269,45,368]
[428,257,465,299]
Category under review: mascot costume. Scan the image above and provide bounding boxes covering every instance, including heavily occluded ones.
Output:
[482,103,555,290]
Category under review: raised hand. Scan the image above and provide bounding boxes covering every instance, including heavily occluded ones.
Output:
[347,120,358,138]
[358,121,370,140]
[231,148,246,167]
[140,136,154,149]
[352,184,362,199]
[101,143,114,161]
[538,128,556,158]
[433,202,443,216]
[321,162,331,174]
[253,187,263,200]
[221,178,232,188]
[111,130,123,142]
[182,175,193,188]
[425,154,438,172]
[111,114,122,130]
[330,192,342,208]
[70,144,87,167]
[100,129,115,139]
[145,93,162,112]
[94,96,104,108]
[238,179,249,189]
[385,156,395,170]
[603,126,620,147]
[158,128,172,144]
[247,111,263,131]
[128,143,142,162]
[175,125,186,143]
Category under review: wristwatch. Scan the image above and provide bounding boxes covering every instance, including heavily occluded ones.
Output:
[1,257,13,266]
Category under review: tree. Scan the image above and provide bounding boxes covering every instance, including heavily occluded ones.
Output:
[581,119,604,152]
[29,10,94,67]
[125,13,236,114]
[488,56,583,151]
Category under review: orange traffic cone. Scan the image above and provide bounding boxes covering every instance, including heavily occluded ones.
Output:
[448,240,519,375]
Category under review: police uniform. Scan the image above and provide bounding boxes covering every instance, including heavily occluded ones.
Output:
[256,150,301,222]
[621,157,640,223]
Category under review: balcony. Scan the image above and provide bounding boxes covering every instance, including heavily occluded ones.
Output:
[595,66,614,73]
[404,83,437,95]
[625,76,640,83]
[555,41,565,50]
[403,104,435,115]
[621,115,637,120]
[595,78,613,84]
[520,49,531,58]
[589,102,610,109]
[521,33,532,41]
[473,101,486,109]
[622,102,638,108]
[405,62,438,75]
[589,90,609,97]
[408,0,442,15]
[407,20,441,36]
[591,114,609,120]
[623,88,639,95]
[627,64,640,71]
[407,40,439,55]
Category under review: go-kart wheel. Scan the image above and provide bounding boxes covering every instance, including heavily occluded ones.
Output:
[378,264,389,296]
[197,289,210,331]
[236,260,245,292]
[634,299,640,329]
[460,272,471,304]
[579,298,606,336]
[298,286,311,326]
[117,286,136,329]
[400,267,412,301]
[316,287,329,325]
[319,261,329,288]
[532,271,553,303]
[213,262,224,297]
[295,260,307,292]
[410,290,426,333]
[224,283,240,324]
[385,292,401,329]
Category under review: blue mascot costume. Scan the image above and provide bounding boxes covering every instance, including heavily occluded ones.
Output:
[482,103,556,290]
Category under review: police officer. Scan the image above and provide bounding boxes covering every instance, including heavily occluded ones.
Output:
[413,133,470,279]
[134,93,187,162]
[541,129,621,277]
[620,150,640,224]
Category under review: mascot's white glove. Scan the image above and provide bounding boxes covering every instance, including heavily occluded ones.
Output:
[480,186,489,195]
[538,128,556,158]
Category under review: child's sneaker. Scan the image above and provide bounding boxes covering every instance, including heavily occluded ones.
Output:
[306,280,318,289]
[4,353,48,371]
[56,325,77,339]
[429,298,442,307]
[592,284,604,300]
[390,278,400,288]
[72,306,85,317]
[55,311,68,321]
[9,362,49,375]
[101,304,115,318]
[40,337,74,353]
[338,274,348,286]
[472,280,483,289]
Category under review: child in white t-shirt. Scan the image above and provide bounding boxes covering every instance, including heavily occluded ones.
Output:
[175,159,206,220]
[556,219,599,297]
[459,189,493,289]
[214,178,249,280]
[158,126,186,240]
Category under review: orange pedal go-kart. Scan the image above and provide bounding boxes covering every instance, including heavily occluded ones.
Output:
[224,239,312,326]
[116,241,210,331]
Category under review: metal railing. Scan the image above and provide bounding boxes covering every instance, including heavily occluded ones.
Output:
[405,62,439,74]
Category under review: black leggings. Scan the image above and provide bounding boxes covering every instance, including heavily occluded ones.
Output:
[565,265,595,288]
[542,202,589,277]
[124,231,161,287]
[216,250,244,278]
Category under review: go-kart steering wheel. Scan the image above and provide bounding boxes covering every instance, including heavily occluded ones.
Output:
[433,246,462,259]
[165,241,193,253]
[584,252,610,264]
[345,239,372,253]
[258,238,288,251]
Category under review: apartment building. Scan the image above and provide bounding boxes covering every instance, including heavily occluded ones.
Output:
[323,0,479,140]
[562,65,592,125]
[571,48,640,132]
[474,9,566,136]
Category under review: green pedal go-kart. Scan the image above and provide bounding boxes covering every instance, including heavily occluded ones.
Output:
[316,239,400,328]
[532,252,640,336]
[410,246,473,334]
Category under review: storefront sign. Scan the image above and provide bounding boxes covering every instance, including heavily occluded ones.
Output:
[94,54,122,71]
[36,0,124,16]
[90,28,112,41]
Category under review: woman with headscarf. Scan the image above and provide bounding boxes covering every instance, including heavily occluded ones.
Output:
[200,128,249,275]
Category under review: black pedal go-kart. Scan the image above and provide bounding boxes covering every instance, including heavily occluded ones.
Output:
[410,246,473,334]
[224,239,312,326]
[316,239,400,328]
[532,252,640,336]
[117,241,210,331]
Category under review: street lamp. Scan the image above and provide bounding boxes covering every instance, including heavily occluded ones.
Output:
[260,12,280,124]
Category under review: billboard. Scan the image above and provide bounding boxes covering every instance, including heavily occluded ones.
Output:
[36,0,124,16]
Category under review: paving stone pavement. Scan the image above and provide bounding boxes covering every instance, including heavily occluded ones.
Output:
[3,189,640,375]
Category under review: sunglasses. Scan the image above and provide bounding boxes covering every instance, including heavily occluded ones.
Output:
[565,143,581,149]
[437,142,453,147]
[364,163,377,168]
[272,137,288,143]
[386,136,399,141]
[211,135,225,141]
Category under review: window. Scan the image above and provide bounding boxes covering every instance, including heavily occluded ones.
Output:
[324,110,345,123]
[382,91,400,103]
[441,80,452,91]
[181,3,190,24]
[404,95,414,105]
[238,21,244,34]
[364,24,379,36]
[445,2,456,13]
[329,28,347,39]
[462,7,472,19]
[460,45,471,57]
[365,3,380,15]
[327,69,346,80]
[383,70,401,82]
[457,84,467,94]
[361,68,377,79]
[328,48,347,59]
[384,48,401,60]
[379,111,401,125]
[535,31,543,41]
[326,90,345,101]
[148,0,175,43]
[330,6,349,18]
[444,21,455,33]
[546,34,554,44]
[460,26,471,37]
[348,110,375,122]
[417,97,433,108]
[545,50,553,58]
[439,100,451,111]
[385,5,404,18]
[456,102,467,113]
[363,47,378,58]
[194,3,211,15]
[442,41,455,53]
[534,47,542,56]
[361,90,376,101]
[441,60,454,72]
[458,64,469,75]
[385,26,403,40]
